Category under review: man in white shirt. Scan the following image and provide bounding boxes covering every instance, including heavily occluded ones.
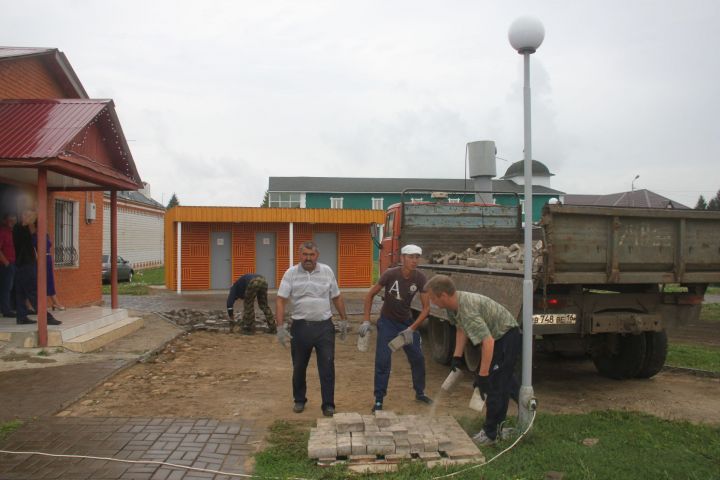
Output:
[276,241,348,417]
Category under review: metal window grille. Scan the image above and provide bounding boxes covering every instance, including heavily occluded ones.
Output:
[54,200,77,266]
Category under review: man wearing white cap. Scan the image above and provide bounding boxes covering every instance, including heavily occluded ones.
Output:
[361,244,432,412]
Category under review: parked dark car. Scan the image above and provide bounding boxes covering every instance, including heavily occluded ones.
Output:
[101,255,134,282]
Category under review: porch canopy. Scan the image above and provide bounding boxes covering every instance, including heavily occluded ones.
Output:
[0,98,142,346]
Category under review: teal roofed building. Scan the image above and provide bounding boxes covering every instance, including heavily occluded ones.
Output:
[267,159,564,223]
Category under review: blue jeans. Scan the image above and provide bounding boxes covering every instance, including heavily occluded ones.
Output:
[0,262,15,315]
[374,315,426,402]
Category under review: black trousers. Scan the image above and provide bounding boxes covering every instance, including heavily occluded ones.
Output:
[15,263,37,321]
[290,319,335,410]
[483,327,521,439]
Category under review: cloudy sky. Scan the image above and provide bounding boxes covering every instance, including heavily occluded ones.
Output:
[3,0,719,207]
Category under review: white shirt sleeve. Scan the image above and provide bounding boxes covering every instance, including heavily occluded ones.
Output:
[277,267,293,299]
[327,266,341,299]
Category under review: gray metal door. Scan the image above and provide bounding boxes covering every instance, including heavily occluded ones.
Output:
[255,232,276,288]
[314,232,338,275]
[211,231,232,290]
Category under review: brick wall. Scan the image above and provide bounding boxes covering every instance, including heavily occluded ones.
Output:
[49,192,103,307]
[0,57,66,99]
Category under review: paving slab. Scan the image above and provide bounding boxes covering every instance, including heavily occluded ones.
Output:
[0,360,128,422]
[0,417,258,479]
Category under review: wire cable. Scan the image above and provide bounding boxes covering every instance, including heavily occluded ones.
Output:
[431,409,537,479]
[0,410,536,480]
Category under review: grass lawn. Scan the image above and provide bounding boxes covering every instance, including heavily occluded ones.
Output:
[667,343,720,372]
[0,420,22,442]
[707,286,720,295]
[700,303,720,322]
[101,267,164,295]
[254,412,720,479]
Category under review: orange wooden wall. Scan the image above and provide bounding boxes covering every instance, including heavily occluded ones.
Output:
[166,222,374,290]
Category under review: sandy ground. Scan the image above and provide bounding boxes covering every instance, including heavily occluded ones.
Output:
[61,316,720,427]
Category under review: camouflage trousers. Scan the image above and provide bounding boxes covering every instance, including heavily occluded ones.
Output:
[236,276,276,333]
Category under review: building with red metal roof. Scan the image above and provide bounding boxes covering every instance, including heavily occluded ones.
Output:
[0,47,140,346]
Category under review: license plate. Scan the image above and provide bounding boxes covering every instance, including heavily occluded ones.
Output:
[533,313,577,325]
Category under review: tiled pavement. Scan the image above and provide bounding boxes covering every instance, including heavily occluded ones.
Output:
[0,361,129,423]
[0,417,257,480]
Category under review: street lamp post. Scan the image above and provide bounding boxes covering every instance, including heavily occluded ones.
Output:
[632,174,640,192]
[509,16,544,429]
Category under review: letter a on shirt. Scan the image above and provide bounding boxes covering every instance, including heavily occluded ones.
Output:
[388,280,401,300]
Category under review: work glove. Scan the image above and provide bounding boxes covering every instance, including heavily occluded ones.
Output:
[399,327,414,345]
[276,324,292,348]
[450,356,464,372]
[358,321,372,337]
[473,373,490,400]
[339,320,348,341]
[227,307,234,320]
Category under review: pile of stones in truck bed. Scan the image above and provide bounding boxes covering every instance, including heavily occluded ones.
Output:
[429,241,544,271]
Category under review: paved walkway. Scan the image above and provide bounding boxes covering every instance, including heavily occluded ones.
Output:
[0,417,256,479]
[0,311,261,479]
[0,360,128,423]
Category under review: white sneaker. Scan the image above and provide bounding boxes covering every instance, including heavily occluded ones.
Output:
[472,429,496,445]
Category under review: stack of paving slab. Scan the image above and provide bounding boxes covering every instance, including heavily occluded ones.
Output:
[429,241,544,272]
[308,411,484,473]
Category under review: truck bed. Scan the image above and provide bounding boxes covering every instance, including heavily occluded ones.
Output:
[542,204,720,285]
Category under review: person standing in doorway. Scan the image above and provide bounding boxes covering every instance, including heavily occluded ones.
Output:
[0,214,17,318]
[32,231,65,311]
[226,273,276,334]
[13,209,61,325]
[425,274,520,445]
[360,244,433,412]
[275,241,348,417]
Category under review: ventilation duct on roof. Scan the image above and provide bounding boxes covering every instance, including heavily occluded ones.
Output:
[467,141,496,204]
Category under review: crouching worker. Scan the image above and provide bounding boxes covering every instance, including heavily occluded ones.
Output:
[226,273,276,334]
[425,274,520,445]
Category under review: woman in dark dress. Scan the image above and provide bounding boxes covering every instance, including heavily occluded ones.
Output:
[31,232,65,311]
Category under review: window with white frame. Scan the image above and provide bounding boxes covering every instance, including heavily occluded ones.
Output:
[54,199,79,266]
[269,192,301,208]
[330,197,344,209]
[448,198,461,203]
[372,197,384,210]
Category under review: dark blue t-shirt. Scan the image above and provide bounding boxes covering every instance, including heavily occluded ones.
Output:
[226,274,260,308]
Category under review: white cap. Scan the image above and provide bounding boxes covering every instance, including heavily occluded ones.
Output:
[401,244,422,255]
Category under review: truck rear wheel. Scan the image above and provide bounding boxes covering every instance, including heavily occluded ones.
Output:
[428,316,455,365]
[592,333,647,379]
[635,330,668,379]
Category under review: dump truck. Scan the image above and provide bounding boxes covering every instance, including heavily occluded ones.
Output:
[375,190,720,379]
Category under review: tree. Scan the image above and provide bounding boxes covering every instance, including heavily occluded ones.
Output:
[708,190,720,211]
[695,195,707,210]
[260,190,269,207]
[167,193,180,209]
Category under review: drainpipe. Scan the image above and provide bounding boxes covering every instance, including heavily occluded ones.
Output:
[176,222,182,294]
[289,222,294,268]
[110,191,118,308]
